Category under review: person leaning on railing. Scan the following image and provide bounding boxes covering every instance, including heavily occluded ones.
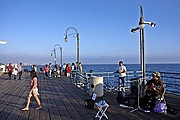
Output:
[140,72,164,111]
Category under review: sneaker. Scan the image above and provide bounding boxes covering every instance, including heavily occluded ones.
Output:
[115,87,119,91]
[36,106,42,110]
[140,108,150,113]
[22,108,29,111]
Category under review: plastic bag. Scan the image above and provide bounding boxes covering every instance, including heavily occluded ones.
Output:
[153,100,167,114]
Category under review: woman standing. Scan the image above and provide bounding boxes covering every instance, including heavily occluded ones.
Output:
[66,64,71,77]
[22,71,42,111]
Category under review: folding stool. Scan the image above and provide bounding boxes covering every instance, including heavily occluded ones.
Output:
[95,102,109,120]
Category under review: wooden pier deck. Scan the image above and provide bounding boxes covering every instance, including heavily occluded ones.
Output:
[0,73,180,120]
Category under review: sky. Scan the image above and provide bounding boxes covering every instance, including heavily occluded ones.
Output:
[0,0,180,65]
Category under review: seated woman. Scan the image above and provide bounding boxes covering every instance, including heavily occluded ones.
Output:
[141,72,164,111]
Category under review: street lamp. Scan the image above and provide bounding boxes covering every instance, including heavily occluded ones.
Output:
[131,5,156,83]
[0,40,7,44]
[51,50,56,66]
[64,27,80,63]
[53,44,63,67]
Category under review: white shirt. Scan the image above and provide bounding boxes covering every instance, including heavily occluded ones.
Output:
[18,64,22,72]
[118,65,127,77]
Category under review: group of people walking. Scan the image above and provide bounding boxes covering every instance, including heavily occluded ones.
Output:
[40,62,83,78]
[62,62,83,77]
[40,63,61,78]
[6,63,23,80]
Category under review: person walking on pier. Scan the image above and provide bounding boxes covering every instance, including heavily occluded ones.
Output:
[18,63,23,80]
[66,64,71,77]
[22,71,42,111]
[117,61,127,88]
[79,62,83,73]
[49,63,52,77]
[14,65,18,80]
[7,63,14,80]
[44,64,49,78]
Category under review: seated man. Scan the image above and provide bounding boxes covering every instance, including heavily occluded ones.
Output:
[141,72,164,111]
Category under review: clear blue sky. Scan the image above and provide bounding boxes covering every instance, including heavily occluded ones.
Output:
[0,0,180,65]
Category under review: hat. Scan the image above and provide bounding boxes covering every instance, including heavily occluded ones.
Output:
[152,72,161,78]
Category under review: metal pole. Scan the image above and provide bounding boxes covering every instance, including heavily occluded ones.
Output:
[141,29,146,82]
[60,47,63,67]
[77,33,80,63]
[54,49,56,65]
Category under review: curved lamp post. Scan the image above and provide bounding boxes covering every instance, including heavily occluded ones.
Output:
[64,27,80,63]
[131,5,156,82]
[51,50,56,66]
[51,44,63,67]
[54,44,62,67]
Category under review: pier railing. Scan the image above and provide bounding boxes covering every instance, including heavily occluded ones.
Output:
[70,70,180,95]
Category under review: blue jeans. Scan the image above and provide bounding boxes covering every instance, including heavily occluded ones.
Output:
[119,77,125,87]
[45,72,49,78]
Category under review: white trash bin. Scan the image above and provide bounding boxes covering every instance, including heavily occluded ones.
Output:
[89,76,104,97]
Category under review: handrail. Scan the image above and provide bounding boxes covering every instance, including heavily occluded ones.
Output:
[70,70,180,95]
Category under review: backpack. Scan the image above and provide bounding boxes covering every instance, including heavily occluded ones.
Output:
[85,93,96,109]
[153,100,167,114]
[85,99,94,109]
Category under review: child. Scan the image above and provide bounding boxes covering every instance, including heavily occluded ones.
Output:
[14,68,18,80]
[22,71,42,111]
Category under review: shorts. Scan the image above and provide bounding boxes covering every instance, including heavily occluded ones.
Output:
[29,88,39,97]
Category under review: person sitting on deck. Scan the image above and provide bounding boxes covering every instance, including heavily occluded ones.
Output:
[140,72,164,112]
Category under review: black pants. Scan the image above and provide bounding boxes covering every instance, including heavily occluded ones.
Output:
[18,71,22,80]
[140,92,160,110]
[8,71,12,80]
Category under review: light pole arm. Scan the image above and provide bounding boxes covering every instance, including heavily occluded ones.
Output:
[64,27,80,63]
[54,44,62,66]
[65,27,78,35]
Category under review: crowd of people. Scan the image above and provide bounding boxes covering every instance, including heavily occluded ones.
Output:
[5,61,83,80]
[39,62,83,78]
[6,62,23,80]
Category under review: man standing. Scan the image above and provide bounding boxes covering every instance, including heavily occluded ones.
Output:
[49,63,52,77]
[7,63,14,80]
[117,61,127,88]
[18,63,23,80]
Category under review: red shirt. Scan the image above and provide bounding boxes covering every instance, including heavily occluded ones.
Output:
[7,65,13,72]
[67,66,71,73]
[44,67,49,72]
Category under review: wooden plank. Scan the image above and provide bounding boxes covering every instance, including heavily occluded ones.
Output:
[0,74,180,120]
[6,81,28,120]
[39,80,50,120]
[0,80,26,119]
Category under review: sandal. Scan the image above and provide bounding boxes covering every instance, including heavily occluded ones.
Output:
[36,106,42,110]
[22,108,29,111]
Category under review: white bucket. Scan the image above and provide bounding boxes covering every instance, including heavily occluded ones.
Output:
[89,76,104,97]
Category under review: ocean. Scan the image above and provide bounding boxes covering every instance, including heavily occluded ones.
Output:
[82,64,180,73]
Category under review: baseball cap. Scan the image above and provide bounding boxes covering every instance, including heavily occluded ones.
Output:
[152,72,161,78]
